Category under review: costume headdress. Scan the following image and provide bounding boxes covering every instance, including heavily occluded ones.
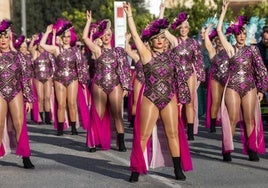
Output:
[14,35,26,49]
[171,12,189,30]
[33,33,43,45]
[0,19,12,33]
[225,16,248,36]
[92,19,111,40]
[141,18,169,41]
[53,18,73,36]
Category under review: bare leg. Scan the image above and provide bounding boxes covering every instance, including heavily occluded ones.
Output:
[211,80,224,118]
[160,96,180,157]
[34,79,44,113]
[225,88,241,136]
[140,97,159,151]
[132,80,142,115]
[44,78,53,112]
[0,96,8,148]
[8,92,24,142]
[92,84,108,119]
[54,81,67,122]
[66,80,78,122]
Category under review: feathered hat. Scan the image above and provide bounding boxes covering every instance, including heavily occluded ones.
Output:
[92,19,111,40]
[14,35,26,49]
[53,18,73,36]
[0,19,12,33]
[225,16,248,36]
[171,12,189,30]
[141,18,169,41]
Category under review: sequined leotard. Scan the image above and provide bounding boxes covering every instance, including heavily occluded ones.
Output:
[143,50,190,110]
[54,46,88,86]
[0,51,33,102]
[94,47,131,94]
[227,45,268,97]
[33,51,54,83]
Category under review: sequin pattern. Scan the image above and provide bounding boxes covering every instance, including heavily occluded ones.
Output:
[33,51,54,83]
[210,49,229,86]
[0,51,34,102]
[227,45,268,97]
[174,38,205,82]
[143,50,190,110]
[54,47,89,87]
[134,60,145,84]
[94,47,131,94]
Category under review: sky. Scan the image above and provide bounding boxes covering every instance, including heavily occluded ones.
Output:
[145,0,163,16]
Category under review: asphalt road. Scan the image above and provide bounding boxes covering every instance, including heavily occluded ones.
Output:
[0,115,267,188]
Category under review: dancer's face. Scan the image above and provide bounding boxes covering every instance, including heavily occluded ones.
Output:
[101,29,112,45]
[178,21,189,37]
[235,30,247,46]
[0,31,10,51]
[62,30,71,45]
[19,42,28,54]
[150,33,166,50]
[262,32,268,47]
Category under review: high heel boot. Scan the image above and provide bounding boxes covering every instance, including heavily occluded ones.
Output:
[172,157,186,181]
[117,133,127,152]
[129,172,139,182]
[187,123,194,140]
[70,122,78,135]
[22,157,35,169]
[57,122,64,136]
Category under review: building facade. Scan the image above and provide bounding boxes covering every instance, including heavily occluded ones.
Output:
[0,0,12,20]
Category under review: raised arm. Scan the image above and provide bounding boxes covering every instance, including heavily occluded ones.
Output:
[123,2,151,64]
[204,24,216,59]
[158,2,165,19]
[82,10,101,59]
[217,0,233,58]
[28,34,38,58]
[40,25,58,56]
[125,33,140,63]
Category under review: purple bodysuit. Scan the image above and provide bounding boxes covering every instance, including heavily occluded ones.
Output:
[33,51,54,83]
[143,50,190,110]
[94,47,131,94]
[210,49,229,86]
[174,37,205,82]
[0,51,34,102]
[227,45,268,97]
[54,46,89,86]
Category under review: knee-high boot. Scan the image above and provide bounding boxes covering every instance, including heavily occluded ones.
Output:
[39,112,44,124]
[117,133,127,152]
[172,157,186,181]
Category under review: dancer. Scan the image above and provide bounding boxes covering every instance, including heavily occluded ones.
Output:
[29,33,55,124]
[217,0,268,161]
[123,2,192,182]
[203,23,229,133]
[0,19,34,169]
[171,11,205,140]
[40,20,89,135]
[83,11,131,152]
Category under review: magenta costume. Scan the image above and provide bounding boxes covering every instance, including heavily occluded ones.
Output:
[87,47,131,149]
[0,51,34,157]
[221,45,268,154]
[33,51,54,83]
[205,49,229,128]
[130,50,193,174]
[54,46,88,87]
[134,60,145,84]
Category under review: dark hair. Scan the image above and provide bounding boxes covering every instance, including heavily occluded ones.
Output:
[263,25,268,33]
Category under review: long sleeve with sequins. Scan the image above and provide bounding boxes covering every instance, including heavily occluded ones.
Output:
[251,45,268,93]
[192,39,205,82]
[75,47,89,85]
[115,47,131,90]
[19,53,34,103]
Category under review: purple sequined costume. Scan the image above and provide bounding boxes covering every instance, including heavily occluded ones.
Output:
[94,47,131,93]
[174,38,205,82]
[54,46,88,86]
[210,49,229,86]
[33,51,55,83]
[0,51,33,103]
[227,45,268,97]
[143,50,190,110]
